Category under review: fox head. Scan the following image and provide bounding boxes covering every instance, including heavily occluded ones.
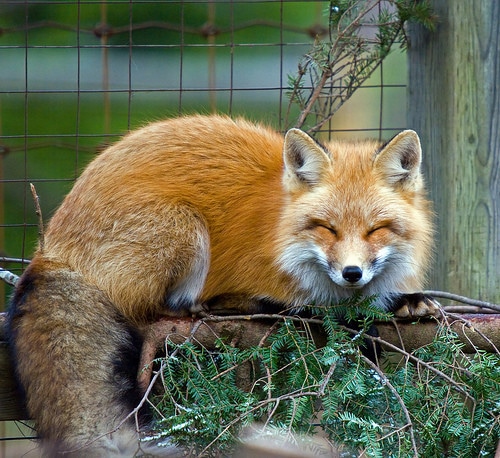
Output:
[277,128,433,308]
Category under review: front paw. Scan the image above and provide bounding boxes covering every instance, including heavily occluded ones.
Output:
[392,293,440,319]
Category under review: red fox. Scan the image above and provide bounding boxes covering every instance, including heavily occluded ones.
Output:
[8,115,435,456]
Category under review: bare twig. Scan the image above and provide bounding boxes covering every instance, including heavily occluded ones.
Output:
[295,69,331,129]
[442,305,498,314]
[424,290,500,313]
[30,183,45,252]
[318,361,337,396]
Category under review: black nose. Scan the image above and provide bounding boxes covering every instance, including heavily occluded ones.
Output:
[342,265,363,283]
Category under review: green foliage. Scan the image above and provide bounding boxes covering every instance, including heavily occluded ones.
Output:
[286,0,436,132]
[396,0,437,32]
[150,297,500,457]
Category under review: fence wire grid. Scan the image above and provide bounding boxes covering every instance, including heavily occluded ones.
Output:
[0,0,406,453]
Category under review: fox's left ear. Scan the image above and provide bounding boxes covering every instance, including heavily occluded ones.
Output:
[374,130,423,191]
[282,128,330,192]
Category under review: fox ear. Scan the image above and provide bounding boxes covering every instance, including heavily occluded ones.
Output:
[283,128,330,192]
[375,130,423,191]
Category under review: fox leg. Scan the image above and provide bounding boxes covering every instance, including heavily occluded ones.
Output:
[74,203,211,322]
[391,293,441,318]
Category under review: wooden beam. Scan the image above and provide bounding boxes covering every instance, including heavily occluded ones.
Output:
[1,312,499,421]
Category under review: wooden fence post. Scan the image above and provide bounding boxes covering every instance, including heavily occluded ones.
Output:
[407,1,500,302]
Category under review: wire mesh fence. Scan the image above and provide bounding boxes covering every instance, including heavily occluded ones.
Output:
[0,0,407,452]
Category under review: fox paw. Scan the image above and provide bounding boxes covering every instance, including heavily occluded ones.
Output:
[392,293,440,319]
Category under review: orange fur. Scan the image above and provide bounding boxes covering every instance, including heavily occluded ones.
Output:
[8,115,433,455]
[43,115,432,318]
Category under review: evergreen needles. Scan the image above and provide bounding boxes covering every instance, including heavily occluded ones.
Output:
[285,0,436,133]
[150,297,500,457]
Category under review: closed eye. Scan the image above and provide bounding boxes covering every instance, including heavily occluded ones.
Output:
[368,226,385,235]
[321,224,337,236]
[366,220,405,236]
[309,220,337,236]
[367,224,391,236]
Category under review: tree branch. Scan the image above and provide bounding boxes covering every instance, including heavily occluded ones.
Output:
[425,290,500,313]
[29,183,45,253]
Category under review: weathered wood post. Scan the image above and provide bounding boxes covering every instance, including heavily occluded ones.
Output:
[407,1,500,302]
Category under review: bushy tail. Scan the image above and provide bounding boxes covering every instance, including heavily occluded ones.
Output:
[7,257,149,457]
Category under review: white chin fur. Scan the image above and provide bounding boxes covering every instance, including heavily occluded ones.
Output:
[278,242,413,309]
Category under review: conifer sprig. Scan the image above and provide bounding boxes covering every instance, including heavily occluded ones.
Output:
[151,297,500,457]
[286,0,436,133]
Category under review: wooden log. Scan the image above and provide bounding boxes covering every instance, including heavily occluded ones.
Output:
[1,312,499,421]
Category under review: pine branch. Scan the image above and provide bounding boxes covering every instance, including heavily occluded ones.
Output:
[287,0,436,132]
[359,354,418,457]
